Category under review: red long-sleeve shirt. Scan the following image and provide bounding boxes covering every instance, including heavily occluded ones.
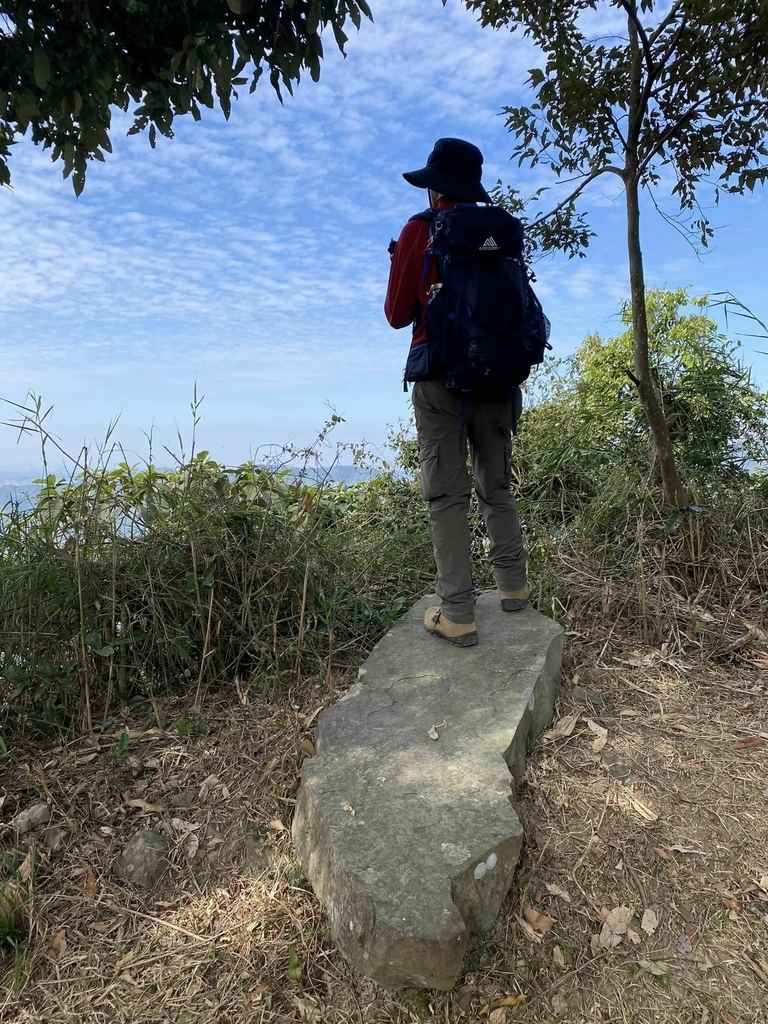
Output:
[384,198,458,347]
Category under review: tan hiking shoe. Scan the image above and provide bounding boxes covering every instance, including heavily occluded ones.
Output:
[499,584,531,612]
[423,607,478,648]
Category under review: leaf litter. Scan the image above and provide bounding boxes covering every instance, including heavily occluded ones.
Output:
[1,639,767,1024]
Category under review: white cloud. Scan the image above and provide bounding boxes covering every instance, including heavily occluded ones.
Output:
[1,0,766,472]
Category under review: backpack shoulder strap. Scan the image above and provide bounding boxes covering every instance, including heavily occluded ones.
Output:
[407,208,439,286]
[408,208,437,224]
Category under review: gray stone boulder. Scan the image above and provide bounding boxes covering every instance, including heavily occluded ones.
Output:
[10,801,51,834]
[114,830,168,888]
[293,593,563,990]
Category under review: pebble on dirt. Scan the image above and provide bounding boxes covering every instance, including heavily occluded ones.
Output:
[113,830,169,889]
[10,801,51,834]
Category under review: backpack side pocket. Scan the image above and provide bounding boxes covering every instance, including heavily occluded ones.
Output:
[404,341,431,383]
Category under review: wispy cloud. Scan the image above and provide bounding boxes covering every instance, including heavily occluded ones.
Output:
[1,0,766,471]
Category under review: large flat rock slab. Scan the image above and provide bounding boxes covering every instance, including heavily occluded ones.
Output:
[292,593,564,990]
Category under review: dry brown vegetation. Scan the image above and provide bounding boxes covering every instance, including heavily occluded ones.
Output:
[2,626,767,1024]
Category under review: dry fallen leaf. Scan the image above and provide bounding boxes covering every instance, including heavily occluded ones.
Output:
[552,993,568,1017]
[85,868,97,898]
[18,850,33,883]
[585,718,608,753]
[627,928,641,945]
[552,945,566,968]
[125,798,166,813]
[428,725,439,741]
[598,905,634,950]
[516,915,543,944]
[542,712,580,742]
[654,847,671,861]
[488,1009,507,1024]
[267,819,286,832]
[523,906,554,934]
[546,883,572,903]
[299,737,315,757]
[341,803,356,817]
[731,736,765,751]
[50,929,67,958]
[677,934,693,955]
[638,959,672,977]
[641,908,659,935]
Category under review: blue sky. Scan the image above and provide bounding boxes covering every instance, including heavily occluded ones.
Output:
[2,0,767,473]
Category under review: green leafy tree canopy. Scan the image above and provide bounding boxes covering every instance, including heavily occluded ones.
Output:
[458,0,768,506]
[0,0,372,194]
[520,288,768,496]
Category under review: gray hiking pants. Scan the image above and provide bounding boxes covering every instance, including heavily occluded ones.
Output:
[412,380,528,624]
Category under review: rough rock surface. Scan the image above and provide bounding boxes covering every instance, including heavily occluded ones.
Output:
[10,802,51,834]
[114,830,168,888]
[293,593,564,990]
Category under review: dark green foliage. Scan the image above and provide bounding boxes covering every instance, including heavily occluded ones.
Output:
[0,0,372,192]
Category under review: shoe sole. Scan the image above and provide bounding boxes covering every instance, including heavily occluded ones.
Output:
[425,627,478,648]
[501,598,528,612]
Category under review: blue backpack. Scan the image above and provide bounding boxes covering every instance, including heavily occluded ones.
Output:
[404,204,551,396]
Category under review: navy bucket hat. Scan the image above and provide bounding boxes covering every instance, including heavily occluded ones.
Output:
[403,137,491,203]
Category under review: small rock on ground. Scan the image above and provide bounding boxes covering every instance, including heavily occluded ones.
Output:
[41,826,68,852]
[114,830,169,888]
[573,685,606,707]
[11,802,51,834]
[601,751,632,781]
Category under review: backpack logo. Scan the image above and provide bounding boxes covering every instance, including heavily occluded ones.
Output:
[480,236,499,251]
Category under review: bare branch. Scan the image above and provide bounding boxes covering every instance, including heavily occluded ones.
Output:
[648,0,684,44]
[530,164,624,227]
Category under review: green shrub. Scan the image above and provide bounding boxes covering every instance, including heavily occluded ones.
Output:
[0,424,435,734]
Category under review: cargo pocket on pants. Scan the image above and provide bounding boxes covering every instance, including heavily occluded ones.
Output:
[418,441,441,502]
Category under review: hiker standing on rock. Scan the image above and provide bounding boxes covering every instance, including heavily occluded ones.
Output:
[385,138,549,647]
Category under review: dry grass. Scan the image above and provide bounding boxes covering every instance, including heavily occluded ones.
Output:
[1,635,767,1024]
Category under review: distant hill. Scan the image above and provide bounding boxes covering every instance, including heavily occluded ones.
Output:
[0,472,42,510]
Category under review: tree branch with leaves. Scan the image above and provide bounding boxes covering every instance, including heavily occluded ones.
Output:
[458,0,768,504]
[0,0,372,194]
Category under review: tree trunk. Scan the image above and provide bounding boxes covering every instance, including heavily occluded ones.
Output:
[624,177,687,506]
[625,10,687,507]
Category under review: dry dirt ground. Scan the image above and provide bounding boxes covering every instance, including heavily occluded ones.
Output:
[2,641,767,1024]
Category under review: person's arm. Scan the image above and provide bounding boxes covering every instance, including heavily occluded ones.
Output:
[384,218,428,329]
